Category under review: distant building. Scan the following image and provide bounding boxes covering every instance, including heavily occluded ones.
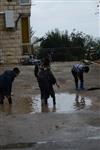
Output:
[0,0,31,64]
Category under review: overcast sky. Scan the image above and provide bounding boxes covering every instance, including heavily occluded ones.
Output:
[30,0,99,38]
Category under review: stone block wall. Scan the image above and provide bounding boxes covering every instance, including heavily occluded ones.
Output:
[0,0,31,64]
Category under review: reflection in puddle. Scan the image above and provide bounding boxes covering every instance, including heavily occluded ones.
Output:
[0,96,33,114]
[0,142,36,149]
[0,93,91,114]
[0,141,56,149]
[74,93,86,110]
[0,104,12,114]
[88,136,100,140]
[33,93,91,113]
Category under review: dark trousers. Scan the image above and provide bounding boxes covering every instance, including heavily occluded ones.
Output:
[49,88,56,105]
[40,87,56,105]
[72,69,84,89]
[40,89,48,105]
[0,93,12,104]
[0,94,4,104]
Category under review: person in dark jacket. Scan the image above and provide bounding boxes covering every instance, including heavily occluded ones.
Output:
[42,56,50,68]
[34,64,39,78]
[36,63,59,105]
[0,67,20,104]
[71,64,89,90]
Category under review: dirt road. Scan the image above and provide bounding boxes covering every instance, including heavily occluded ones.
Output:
[0,62,100,150]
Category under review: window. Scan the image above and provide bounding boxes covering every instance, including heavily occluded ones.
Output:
[19,0,30,5]
[5,11,15,28]
[21,17,30,54]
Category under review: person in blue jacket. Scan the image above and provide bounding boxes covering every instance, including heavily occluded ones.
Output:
[71,64,89,90]
[0,67,20,104]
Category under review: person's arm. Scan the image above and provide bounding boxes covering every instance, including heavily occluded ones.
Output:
[49,70,60,87]
[56,82,60,87]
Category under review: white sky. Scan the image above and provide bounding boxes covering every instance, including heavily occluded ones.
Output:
[30,0,99,38]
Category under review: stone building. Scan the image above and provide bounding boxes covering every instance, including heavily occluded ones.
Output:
[0,0,31,64]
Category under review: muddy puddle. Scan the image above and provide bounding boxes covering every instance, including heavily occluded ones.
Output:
[33,93,91,113]
[0,93,91,114]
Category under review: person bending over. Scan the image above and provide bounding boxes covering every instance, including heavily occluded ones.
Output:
[0,67,20,104]
[71,64,89,90]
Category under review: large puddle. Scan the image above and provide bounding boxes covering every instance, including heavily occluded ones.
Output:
[33,93,91,113]
[0,93,91,114]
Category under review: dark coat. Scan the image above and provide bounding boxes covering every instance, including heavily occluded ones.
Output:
[0,70,17,96]
[38,68,56,99]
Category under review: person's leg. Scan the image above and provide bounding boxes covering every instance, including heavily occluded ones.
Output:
[52,95,56,105]
[80,81,84,89]
[75,77,79,90]
[40,89,45,105]
[44,91,49,105]
[44,98,48,105]
[7,96,12,104]
[72,70,78,90]
[50,89,56,105]
[0,94,4,104]
[40,89,48,105]
[79,73,84,90]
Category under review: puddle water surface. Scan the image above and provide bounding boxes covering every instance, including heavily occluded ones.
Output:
[0,93,91,114]
[33,93,91,113]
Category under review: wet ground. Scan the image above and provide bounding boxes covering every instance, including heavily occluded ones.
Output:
[0,92,91,114]
[0,62,100,150]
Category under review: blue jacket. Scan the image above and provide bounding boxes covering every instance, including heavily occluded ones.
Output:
[0,70,17,96]
[72,64,84,73]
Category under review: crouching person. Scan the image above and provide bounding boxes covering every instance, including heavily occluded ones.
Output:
[0,67,20,104]
[71,64,89,90]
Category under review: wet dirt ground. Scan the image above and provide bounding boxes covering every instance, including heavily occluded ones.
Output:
[0,62,100,150]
